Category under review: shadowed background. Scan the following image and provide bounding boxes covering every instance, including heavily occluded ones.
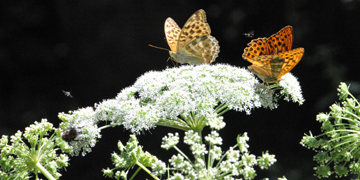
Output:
[1,0,360,179]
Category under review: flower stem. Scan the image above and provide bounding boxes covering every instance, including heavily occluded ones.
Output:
[35,162,55,180]
[135,161,160,180]
[99,123,122,130]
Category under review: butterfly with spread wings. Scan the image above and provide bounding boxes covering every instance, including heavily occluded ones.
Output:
[242,25,304,84]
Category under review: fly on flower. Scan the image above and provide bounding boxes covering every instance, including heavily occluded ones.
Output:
[61,127,83,142]
[62,90,73,98]
[93,103,99,111]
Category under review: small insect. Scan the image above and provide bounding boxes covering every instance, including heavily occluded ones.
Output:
[243,30,255,38]
[62,90,73,98]
[61,127,83,142]
[93,103,99,111]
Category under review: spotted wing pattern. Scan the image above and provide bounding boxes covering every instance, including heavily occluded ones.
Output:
[248,56,285,83]
[164,18,181,52]
[164,9,219,65]
[242,26,293,63]
[242,25,303,83]
[176,9,211,52]
[179,35,220,64]
[267,25,293,55]
[277,47,304,78]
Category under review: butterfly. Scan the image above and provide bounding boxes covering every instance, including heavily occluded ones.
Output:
[164,9,220,65]
[243,30,255,38]
[242,25,304,84]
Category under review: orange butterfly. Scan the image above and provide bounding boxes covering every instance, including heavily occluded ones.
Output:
[242,26,304,84]
[164,9,220,65]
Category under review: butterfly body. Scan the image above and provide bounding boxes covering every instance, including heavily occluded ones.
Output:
[165,9,220,65]
[242,26,304,84]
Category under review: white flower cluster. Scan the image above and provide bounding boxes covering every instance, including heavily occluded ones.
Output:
[58,107,100,156]
[279,73,304,104]
[59,64,304,156]
[97,64,304,133]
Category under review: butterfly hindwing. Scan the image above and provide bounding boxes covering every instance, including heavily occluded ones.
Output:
[277,47,304,77]
[248,56,285,83]
[178,35,219,64]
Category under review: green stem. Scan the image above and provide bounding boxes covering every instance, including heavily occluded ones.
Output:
[269,83,280,89]
[156,118,190,131]
[218,107,230,117]
[136,161,160,180]
[129,167,142,180]
[215,144,238,168]
[347,89,360,106]
[98,123,122,130]
[35,162,55,180]
[173,146,193,165]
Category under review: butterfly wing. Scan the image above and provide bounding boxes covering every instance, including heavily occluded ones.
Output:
[242,38,268,65]
[248,56,284,83]
[267,25,293,55]
[165,18,181,52]
[177,9,211,53]
[277,47,304,78]
[243,26,293,66]
[177,35,220,64]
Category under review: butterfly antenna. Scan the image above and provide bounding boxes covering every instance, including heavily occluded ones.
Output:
[148,44,169,51]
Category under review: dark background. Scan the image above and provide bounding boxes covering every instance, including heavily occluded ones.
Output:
[1,0,360,179]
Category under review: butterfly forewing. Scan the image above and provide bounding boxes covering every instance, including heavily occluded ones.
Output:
[177,9,211,53]
[242,25,294,65]
[266,25,293,55]
[242,38,268,65]
[164,9,219,65]
[165,18,181,52]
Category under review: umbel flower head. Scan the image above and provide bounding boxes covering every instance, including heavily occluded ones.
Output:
[0,119,70,180]
[101,64,303,131]
[59,64,304,156]
[301,82,360,179]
